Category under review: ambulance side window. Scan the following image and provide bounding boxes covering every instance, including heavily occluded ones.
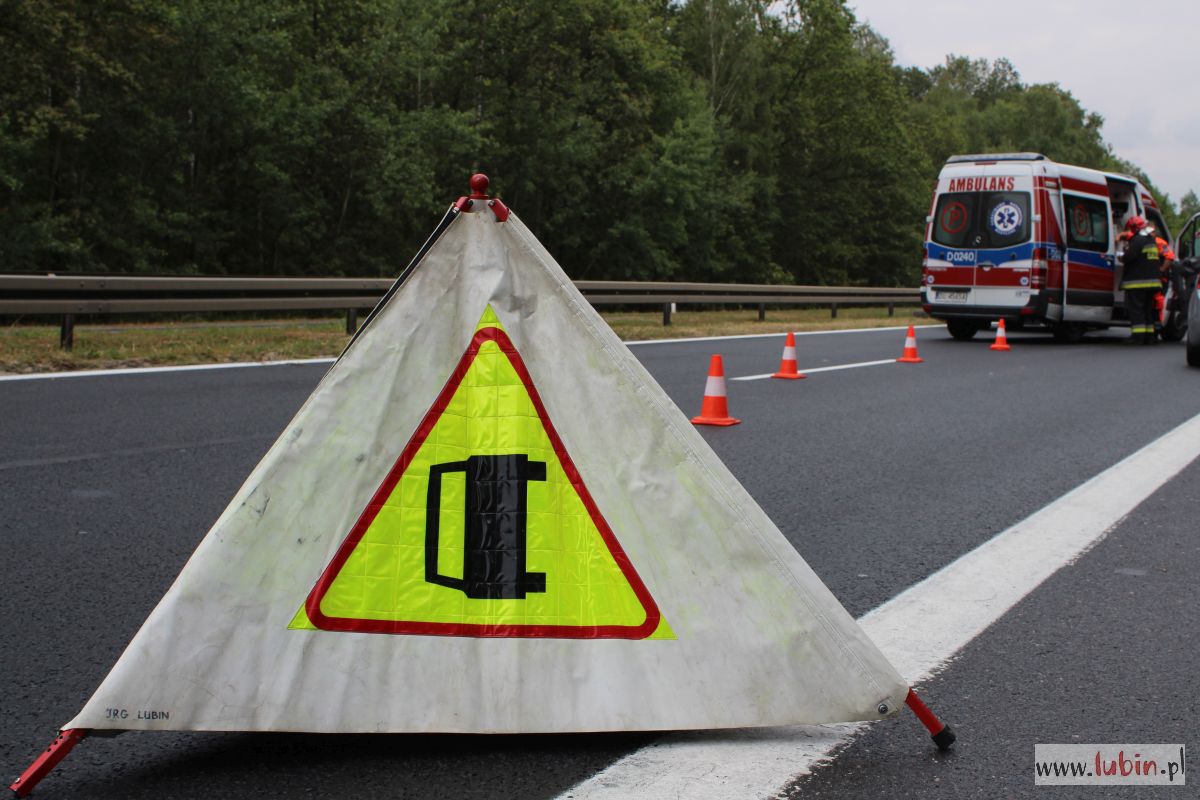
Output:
[932,192,977,248]
[1179,219,1196,259]
[1144,208,1170,241]
[1065,196,1110,252]
[981,192,1031,247]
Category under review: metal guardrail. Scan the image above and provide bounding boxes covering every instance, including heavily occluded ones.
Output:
[0,274,392,314]
[0,273,921,348]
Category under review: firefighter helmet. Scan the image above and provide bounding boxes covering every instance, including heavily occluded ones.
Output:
[1125,215,1146,233]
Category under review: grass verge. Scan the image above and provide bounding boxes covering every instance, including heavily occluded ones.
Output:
[0,307,933,375]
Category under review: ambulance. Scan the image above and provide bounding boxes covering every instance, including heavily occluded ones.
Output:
[921,153,1172,341]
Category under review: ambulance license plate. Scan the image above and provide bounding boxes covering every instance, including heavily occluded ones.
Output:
[936,290,968,302]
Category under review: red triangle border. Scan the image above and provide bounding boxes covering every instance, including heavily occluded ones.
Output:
[303,326,663,639]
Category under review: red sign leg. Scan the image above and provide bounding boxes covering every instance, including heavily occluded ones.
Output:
[905,688,956,751]
[10,728,88,798]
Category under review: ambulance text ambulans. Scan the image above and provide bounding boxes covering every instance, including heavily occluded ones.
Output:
[921,153,1172,341]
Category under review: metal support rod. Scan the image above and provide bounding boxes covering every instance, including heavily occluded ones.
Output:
[10,728,88,797]
[346,308,358,335]
[888,302,895,317]
[662,302,671,326]
[59,314,75,351]
[905,688,956,751]
[831,303,838,319]
[335,203,462,365]
[758,303,765,321]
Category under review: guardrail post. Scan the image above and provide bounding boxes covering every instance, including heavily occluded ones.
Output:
[346,308,358,335]
[888,302,895,317]
[758,303,765,321]
[59,314,75,351]
[830,303,838,319]
[662,303,671,326]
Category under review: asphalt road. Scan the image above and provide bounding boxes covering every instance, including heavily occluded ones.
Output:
[2,324,1198,798]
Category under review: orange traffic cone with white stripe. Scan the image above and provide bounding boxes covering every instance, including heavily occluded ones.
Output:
[990,319,1011,351]
[771,332,806,379]
[691,354,741,426]
[896,325,924,363]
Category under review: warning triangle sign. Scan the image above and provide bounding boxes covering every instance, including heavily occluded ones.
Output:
[290,307,669,639]
[56,185,908,738]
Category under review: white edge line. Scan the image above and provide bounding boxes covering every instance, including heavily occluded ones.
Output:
[556,408,1200,800]
[1,325,929,382]
[732,359,899,381]
[626,324,924,346]
[863,406,1200,683]
[0,357,337,382]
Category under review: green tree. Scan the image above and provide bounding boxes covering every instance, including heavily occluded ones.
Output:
[1178,190,1200,222]
[977,84,1110,166]
[433,0,733,281]
[671,0,786,283]
[158,0,481,276]
[0,0,169,270]
[0,0,1185,288]
[763,0,926,286]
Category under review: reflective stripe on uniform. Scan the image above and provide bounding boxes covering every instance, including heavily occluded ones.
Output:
[1121,280,1162,289]
[1131,325,1156,333]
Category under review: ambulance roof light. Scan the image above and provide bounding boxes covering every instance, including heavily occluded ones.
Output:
[945,153,1047,164]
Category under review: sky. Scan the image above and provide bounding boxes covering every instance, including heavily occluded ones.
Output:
[846,0,1200,204]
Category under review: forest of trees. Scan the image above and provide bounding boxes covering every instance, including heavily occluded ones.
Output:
[2,0,1197,287]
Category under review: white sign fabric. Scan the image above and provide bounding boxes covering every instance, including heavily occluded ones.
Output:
[65,203,907,733]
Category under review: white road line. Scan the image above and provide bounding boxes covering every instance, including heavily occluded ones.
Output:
[626,324,922,346]
[731,358,898,381]
[0,326,927,382]
[557,409,1200,800]
[0,357,336,382]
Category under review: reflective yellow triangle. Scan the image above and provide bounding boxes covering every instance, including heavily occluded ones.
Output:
[292,306,671,639]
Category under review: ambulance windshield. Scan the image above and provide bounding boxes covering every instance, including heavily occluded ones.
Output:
[932,191,1031,249]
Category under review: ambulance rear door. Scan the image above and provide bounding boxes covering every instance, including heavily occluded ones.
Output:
[1058,168,1116,322]
[927,188,978,305]
[972,176,1036,312]
[927,168,1035,314]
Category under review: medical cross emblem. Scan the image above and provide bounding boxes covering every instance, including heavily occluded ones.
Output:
[989,201,1022,236]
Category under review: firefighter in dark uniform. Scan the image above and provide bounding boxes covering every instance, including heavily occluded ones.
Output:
[1120,216,1163,344]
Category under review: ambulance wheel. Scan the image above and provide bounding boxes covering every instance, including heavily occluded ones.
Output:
[946,320,979,340]
[1051,323,1085,343]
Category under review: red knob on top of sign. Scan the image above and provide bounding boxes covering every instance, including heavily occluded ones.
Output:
[455,173,508,221]
[469,173,490,199]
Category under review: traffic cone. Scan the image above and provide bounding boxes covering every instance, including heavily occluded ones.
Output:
[771,332,806,379]
[691,354,741,426]
[990,319,1011,351]
[896,325,924,363]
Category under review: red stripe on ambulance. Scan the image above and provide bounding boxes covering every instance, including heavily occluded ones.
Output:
[1060,176,1108,196]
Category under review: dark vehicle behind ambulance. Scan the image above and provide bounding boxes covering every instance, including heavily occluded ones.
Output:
[1175,212,1200,365]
